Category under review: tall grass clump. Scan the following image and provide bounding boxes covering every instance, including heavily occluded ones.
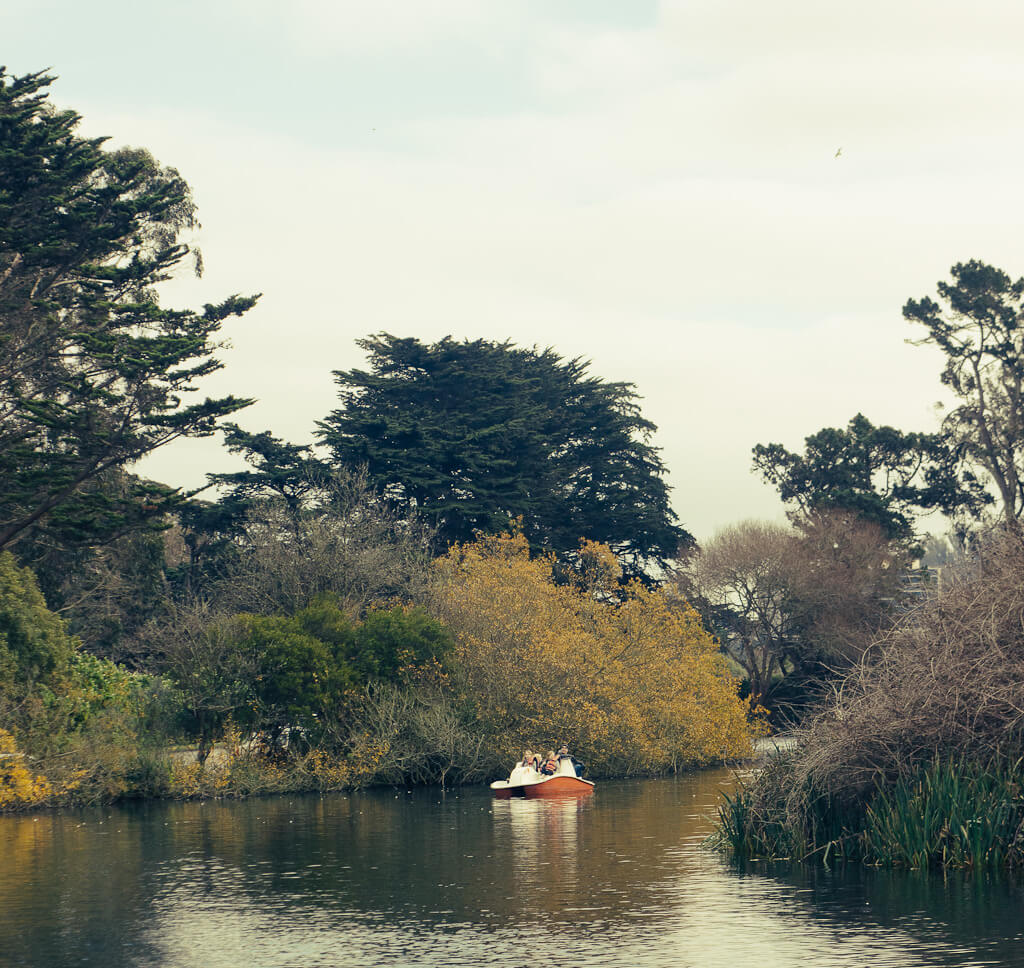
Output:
[713,526,1024,870]
[862,757,1024,869]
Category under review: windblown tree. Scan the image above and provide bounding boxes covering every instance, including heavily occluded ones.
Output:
[318,334,690,581]
[207,424,327,520]
[0,68,256,557]
[752,413,987,544]
[904,260,1024,524]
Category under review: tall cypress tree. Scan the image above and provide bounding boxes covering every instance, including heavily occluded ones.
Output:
[317,334,691,580]
[0,69,257,554]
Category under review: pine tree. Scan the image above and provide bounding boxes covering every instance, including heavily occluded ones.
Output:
[318,334,691,580]
[0,68,257,554]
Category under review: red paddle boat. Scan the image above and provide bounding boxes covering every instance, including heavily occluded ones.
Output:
[490,758,594,798]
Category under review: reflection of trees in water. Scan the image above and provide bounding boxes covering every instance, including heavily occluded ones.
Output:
[0,807,164,966]
[2,773,1024,966]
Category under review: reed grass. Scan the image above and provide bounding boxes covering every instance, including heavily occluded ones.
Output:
[710,781,803,860]
[712,756,1024,870]
[862,757,1024,869]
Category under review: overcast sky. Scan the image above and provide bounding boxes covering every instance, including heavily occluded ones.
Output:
[7,1,1024,541]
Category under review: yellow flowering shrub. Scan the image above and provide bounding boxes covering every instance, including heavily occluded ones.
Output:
[434,532,761,775]
[304,743,384,790]
[162,717,390,799]
[0,729,51,809]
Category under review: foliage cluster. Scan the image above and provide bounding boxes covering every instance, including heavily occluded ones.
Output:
[755,261,1024,543]
[0,551,173,807]
[904,260,1024,523]
[0,541,464,806]
[144,530,758,795]
[717,754,1024,871]
[714,527,1024,869]
[318,334,691,581]
[153,596,452,765]
[752,413,988,544]
[0,551,74,694]
[433,532,758,777]
[0,729,51,809]
[0,68,255,559]
[677,512,905,711]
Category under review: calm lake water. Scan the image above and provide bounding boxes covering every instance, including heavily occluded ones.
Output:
[2,767,1023,968]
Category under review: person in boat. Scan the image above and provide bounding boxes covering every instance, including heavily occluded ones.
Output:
[540,750,559,775]
[558,744,583,776]
[519,750,538,771]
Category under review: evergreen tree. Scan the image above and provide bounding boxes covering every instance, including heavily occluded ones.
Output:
[752,413,988,542]
[904,260,1024,523]
[318,334,690,580]
[0,68,257,555]
[208,423,327,518]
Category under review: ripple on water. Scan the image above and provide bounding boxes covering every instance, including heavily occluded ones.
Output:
[0,772,1022,966]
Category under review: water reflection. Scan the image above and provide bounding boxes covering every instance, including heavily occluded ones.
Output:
[1,772,1022,967]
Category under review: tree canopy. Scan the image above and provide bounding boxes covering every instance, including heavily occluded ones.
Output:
[752,413,987,542]
[318,334,691,580]
[904,260,1024,523]
[0,68,256,555]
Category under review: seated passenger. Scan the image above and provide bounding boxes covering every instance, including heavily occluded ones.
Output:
[558,744,583,776]
[540,750,558,775]
[509,750,539,784]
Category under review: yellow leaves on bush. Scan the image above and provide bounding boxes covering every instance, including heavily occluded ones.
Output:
[0,729,51,809]
[434,532,761,776]
[305,743,384,790]
[163,718,388,799]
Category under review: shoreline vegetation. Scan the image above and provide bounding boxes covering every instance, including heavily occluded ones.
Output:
[7,67,1024,877]
[1,69,760,814]
[712,528,1024,871]
[0,531,762,813]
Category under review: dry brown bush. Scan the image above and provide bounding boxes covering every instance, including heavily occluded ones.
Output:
[212,469,437,617]
[759,525,1024,825]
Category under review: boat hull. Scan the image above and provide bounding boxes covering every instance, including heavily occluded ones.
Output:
[521,775,594,798]
[489,780,526,799]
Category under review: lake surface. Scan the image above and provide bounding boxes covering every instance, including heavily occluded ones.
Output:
[2,767,1023,967]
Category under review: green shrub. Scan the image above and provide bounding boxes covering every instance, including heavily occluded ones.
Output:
[0,551,74,696]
